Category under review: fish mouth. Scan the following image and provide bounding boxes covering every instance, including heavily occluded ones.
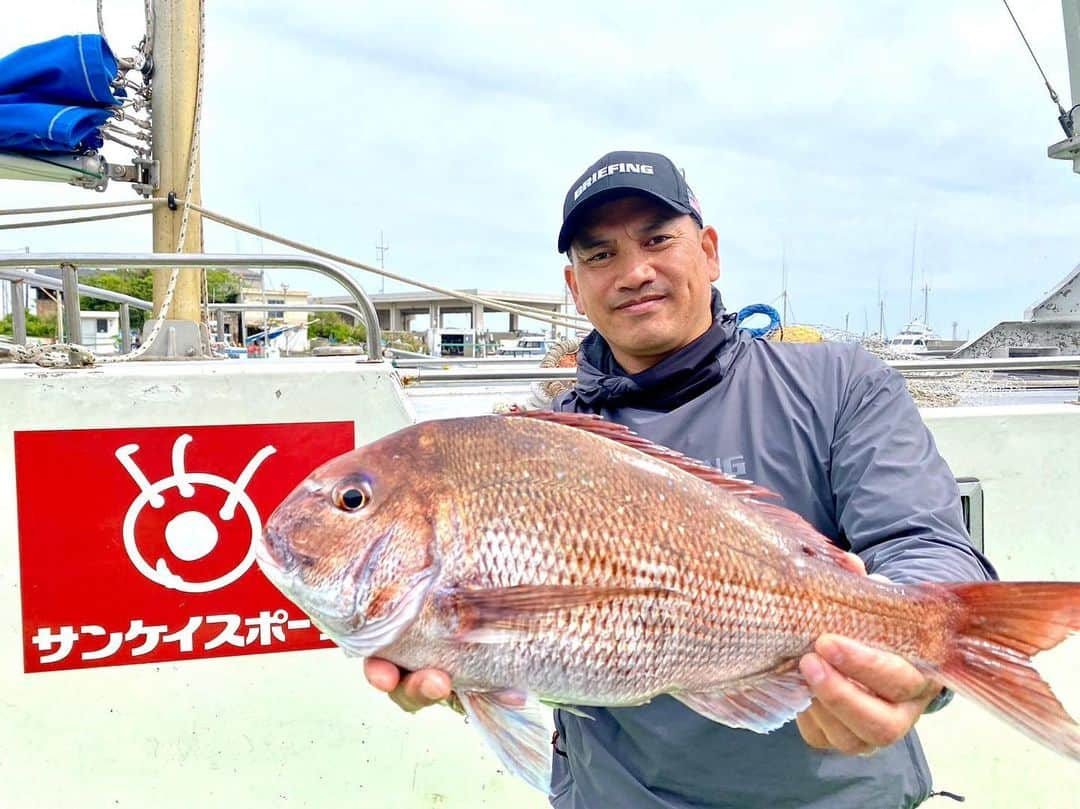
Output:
[257,524,296,572]
[255,525,399,635]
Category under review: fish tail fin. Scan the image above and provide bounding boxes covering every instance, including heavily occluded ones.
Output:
[932,582,1080,760]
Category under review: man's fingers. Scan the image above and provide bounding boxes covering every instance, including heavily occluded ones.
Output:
[391,668,453,712]
[800,652,916,748]
[363,658,403,692]
[814,635,931,704]
[798,700,876,755]
[364,659,453,712]
[795,709,830,749]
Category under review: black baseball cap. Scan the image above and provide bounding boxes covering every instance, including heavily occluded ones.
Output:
[557,150,703,253]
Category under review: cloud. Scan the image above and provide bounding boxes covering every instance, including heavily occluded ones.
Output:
[0,0,1076,340]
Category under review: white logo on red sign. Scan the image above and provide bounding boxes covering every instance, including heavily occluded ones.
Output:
[115,434,275,593]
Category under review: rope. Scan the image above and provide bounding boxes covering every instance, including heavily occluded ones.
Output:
[0,209,151,231]
[736,303,781,338]
[0,199,154,216]
[1,343,97,368]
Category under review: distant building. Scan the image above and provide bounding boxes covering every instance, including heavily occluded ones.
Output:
[313,288,576,356]
[79,310,120,354]
[233,269,312,352]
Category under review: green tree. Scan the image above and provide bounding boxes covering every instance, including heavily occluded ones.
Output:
[77,268,242,332]
[206,270,241,303]
[309,312,367,344]
[79,269,154,331]
[0,312,58,338]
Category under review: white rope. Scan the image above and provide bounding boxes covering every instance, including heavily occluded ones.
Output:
[1,343,97,368]
[0,199,154,216]
[0,209,152,231]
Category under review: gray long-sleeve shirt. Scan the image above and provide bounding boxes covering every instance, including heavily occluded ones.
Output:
[549,321,996,809]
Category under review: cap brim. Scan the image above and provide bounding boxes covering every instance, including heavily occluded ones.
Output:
[557,189,696,254]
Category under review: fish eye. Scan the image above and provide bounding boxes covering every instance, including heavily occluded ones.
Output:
[333,481,371,512]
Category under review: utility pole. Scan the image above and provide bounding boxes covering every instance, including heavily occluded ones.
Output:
[376,231,389,295]
[150,0,203,323]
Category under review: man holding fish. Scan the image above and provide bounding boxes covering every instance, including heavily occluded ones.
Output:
[312,151,1073,807]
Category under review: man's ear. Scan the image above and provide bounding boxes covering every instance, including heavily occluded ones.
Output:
[701,225,721,283]
[564,264,586,315]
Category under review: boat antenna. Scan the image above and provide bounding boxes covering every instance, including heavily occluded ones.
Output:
[1001,0,1076,138]
[922,273,930,328]
[908,221,917,321]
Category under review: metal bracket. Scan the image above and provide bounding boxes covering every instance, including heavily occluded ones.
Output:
[1048,134,1080,174]
[64,154,109,192]
[106,157,160,197]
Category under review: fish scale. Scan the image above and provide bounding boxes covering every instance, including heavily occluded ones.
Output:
[259,410,1080,792]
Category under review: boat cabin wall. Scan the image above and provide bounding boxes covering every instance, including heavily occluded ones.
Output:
[0,363,1077,807]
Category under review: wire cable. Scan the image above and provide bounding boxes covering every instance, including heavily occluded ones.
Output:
[1001,0,1075,137]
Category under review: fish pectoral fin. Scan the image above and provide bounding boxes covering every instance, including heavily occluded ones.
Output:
[456,690,554,793]
[672,665,811,734]
[441,584,674,639]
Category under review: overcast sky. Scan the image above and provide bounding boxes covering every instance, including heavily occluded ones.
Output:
[2,1,1078,339]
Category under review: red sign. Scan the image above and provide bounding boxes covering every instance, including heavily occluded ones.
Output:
[14,422,354,673]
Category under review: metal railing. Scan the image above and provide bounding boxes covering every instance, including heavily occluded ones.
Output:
[396,354,1080,393]
[2,267,153,351]
[206,303,370,353]
[0,254,383,360]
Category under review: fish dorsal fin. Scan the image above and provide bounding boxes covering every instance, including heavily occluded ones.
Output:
[505,411,863,577]
[506,410,778,498]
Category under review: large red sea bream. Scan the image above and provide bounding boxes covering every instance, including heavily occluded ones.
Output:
[257,412,1080,790]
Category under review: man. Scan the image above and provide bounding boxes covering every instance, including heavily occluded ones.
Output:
[365,150,996,808]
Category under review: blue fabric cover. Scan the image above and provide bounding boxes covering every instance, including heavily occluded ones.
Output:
[0,34,120,153]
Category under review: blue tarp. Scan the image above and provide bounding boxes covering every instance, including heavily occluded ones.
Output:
[0,34,120,153]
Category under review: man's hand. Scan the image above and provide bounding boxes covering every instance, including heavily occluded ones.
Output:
[363,658,454,713]
[796,553,941,755]
[796,634,942,755]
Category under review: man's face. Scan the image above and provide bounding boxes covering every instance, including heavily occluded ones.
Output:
[564,195,721,374]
